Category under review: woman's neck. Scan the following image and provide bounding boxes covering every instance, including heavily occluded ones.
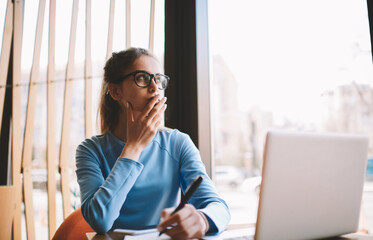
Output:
[112,109,127,142]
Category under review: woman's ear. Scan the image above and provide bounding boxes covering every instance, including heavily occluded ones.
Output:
[107,83,122,101]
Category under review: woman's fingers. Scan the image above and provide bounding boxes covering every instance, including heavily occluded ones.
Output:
[150,104,167,129]
[159,205,206,239]
[158,205,193,232]
[125,96,166,150]
[169,224,201,240]
[140,95,162,119]
[140,96,167,121]
[147,97,167,121]
[126,102,134,124]
[161,208,174,219]
[162,214,195,237]
[147,101,167,131]
[158,207,188,233]
[138,97,166,130]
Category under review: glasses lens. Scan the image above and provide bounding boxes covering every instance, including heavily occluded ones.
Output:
[155,75,168,90]
[135,72,151,87]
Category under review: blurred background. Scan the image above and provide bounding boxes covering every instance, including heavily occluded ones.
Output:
[1,0,372,239]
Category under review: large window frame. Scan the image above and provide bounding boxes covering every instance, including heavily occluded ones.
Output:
[196,0,213,177]
[164,0,214,177]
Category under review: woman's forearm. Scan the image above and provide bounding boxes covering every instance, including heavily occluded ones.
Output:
[79,158,143,233]
[119,143,143,160]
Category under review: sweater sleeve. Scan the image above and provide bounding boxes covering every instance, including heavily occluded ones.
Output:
[75,140,144,234]
[177,133,231,234]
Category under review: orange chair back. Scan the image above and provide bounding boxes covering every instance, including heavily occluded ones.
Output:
[52,208,93,240]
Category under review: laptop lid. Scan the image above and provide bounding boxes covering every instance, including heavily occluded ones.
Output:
[255,130,369,240]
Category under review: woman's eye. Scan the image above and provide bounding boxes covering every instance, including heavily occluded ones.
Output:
[136,74,150,85]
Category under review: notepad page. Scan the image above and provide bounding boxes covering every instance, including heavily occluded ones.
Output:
[123,231,171,240]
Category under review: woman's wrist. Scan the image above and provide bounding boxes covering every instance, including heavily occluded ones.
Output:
[197,211,210,234]
[120,143,143,160]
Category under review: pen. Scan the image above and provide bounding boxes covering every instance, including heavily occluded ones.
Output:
[158,175,203,236]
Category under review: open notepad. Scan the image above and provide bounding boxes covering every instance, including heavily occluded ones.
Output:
[114,227,256,240]
[114,228,171,239]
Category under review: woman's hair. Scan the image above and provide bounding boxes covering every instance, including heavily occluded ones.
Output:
[99,47,155,133]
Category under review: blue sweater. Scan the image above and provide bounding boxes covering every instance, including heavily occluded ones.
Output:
[76,129,230,234]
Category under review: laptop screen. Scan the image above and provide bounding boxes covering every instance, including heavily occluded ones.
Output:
[255,130,369,240]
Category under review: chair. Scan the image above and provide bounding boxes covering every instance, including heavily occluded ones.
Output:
[52,208,94,240]
[0,186,16,240]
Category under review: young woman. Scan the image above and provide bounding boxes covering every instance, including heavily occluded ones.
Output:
[75,47,230,239]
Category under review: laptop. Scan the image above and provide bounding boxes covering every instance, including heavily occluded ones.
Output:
[249,130,369,240]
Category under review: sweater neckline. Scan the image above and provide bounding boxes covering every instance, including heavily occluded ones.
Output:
[107,131,126,145]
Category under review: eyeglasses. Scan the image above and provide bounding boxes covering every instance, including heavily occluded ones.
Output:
[114,70,170,90]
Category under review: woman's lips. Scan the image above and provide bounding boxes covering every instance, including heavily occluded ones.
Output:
[149,95,160,102]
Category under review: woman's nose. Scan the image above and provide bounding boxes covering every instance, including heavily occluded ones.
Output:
[148,77,159,93]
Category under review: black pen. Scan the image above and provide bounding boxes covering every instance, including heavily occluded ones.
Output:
[158,175,203,236]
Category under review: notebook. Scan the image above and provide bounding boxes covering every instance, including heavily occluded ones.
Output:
[253,130,369,240]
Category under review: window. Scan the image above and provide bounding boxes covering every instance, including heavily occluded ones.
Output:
[209,0,373,232]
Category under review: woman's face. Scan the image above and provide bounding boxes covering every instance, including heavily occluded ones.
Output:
[118,55,163,112]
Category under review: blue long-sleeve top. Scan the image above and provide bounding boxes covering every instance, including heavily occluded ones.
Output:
[76,129,230,234]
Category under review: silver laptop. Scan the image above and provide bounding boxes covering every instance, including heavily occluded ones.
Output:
[252,130,369,240]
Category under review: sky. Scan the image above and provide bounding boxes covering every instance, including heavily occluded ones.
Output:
[208,0,373,124]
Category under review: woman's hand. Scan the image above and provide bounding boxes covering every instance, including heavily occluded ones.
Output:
[120,96,167,160]
[158,204,209,240]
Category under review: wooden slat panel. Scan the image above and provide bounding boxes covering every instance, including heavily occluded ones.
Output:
[59,0,79,219]
[106,0,115,61]
[126,0,131,48]
[0,0,13,136]
[12,0,24,239]
[22,1,47,239]
[148,0,155,52]
[47,0,57,238]
[85,0,93,138]
[0,186,16,240]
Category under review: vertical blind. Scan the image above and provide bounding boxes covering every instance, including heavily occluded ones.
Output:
[0,0,161,239]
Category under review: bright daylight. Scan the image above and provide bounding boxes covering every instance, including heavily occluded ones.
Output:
[210,0,373,235]
[0,0,373,240]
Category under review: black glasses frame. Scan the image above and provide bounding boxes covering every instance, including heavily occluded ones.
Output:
[114,70,170,90]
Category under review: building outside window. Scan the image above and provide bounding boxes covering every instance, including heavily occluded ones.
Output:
[209,0,373,233]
